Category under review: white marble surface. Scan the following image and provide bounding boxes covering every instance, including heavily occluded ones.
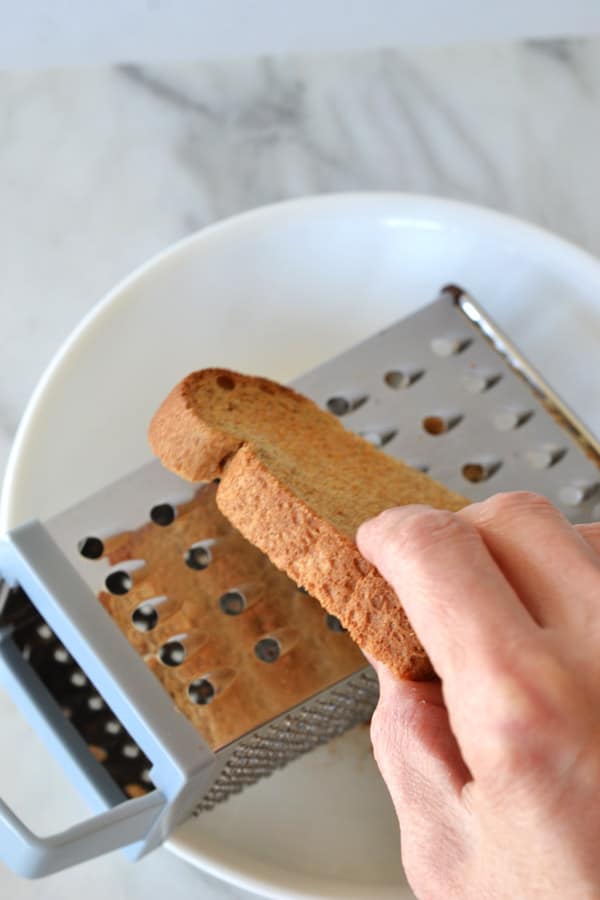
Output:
[3,36,600,479]
[1,35,600,899]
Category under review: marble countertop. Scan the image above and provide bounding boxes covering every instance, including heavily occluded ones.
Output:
[1,34,600,899]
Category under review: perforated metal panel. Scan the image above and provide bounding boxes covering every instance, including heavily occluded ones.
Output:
[3,286,599,814]
[294,287,600,521]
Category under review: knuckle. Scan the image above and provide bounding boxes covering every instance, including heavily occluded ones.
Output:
[397,695,436,745]
[476,490,557,525]
[385,508,474,561]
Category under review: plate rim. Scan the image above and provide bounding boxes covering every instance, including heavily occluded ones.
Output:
[4,191,600,899]
[4,190,600,532]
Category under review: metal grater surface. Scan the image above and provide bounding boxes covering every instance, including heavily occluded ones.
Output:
[2,286,599,832]
[196,668,378,811]
[294,287,600,517]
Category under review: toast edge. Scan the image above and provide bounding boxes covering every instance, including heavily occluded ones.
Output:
[148,374,242,481]
[217,445,433,680]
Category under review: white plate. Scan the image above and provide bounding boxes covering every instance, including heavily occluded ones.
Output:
[3,193,600,900]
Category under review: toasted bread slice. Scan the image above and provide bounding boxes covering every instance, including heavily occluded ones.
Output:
[149,369,468,679]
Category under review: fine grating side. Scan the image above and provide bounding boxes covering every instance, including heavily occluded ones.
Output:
[3,286,599,815]
[196,669,378,811]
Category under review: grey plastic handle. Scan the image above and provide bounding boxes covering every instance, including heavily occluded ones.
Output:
[0,790,165,878]
[0,523,218,878]
[0,614,166,877]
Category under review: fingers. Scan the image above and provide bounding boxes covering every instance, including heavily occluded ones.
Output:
[458,494,600,628]
[372,663,471,800]
[357,502,540,776]
[358,495,600,784]
[367,648,470,828]
[370,664,470,838]
[370,665,472,894]
[357,505,535,691]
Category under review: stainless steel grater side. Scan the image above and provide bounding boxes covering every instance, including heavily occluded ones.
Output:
[0,286,598,878]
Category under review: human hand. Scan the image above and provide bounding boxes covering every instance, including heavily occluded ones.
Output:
[357,492,600,900]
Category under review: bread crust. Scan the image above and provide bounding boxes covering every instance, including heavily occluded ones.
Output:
[218,446,432,679]
[148,371,241,481]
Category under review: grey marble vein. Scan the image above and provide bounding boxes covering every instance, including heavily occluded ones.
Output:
[2,35,600,473]
[526,37,579,65]
[525,36,594,96]
[380,49,510,203]
[119,62,220,123]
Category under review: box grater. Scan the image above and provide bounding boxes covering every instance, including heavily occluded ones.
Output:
[0,285,598,878]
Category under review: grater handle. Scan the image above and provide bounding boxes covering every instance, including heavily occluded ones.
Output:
[0,630,167,878]
[0,526,219,877]
[0,789,165,878]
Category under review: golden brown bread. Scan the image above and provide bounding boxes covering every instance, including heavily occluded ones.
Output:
[149,369,469,679]
[100,482,365,750]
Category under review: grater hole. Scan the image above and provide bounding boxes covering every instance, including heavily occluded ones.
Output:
[460,371,502,393]
[406,460,430,474]
[78,536,104,559]
[122,743,140,759]
[431,335,472,356]
[216,374,235,391]
[360,428,397,448]
[150,503,176,526]
[105,571,132,595]
[326,395,367,417]
[384,369,423,389]
[327,397,350,416]
[462,461,502,483]
[188,678,215,705]
[158,640,186,667]
[36,623,53,641]
[131,604,159,632]
[140,769,153,785]
[53,647,70,664]
[70,670,87,688]
[185,543,212,570]
[219,590,246,615]
[105,719,122,736]
[493,409,533,431]
[423,414,462,435]
[87,695,104,712]
[255,637,281,663]
[526,446,567,469]
[326,614,347,633]
[463,463,483,482]
[89,746,107,763]
[557,482,599,507]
